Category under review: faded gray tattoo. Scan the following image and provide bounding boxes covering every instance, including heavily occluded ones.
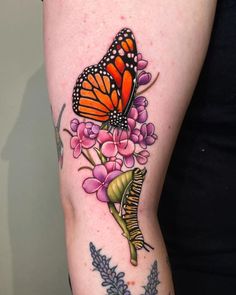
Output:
[89,242,161,295]
[52,103,66,168]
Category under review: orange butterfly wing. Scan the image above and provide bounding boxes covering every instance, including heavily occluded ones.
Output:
[72,65,121,122]
[72,28,138,125]
[99,28,138,115]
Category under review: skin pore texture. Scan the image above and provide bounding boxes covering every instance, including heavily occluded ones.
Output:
[43,1,217,294]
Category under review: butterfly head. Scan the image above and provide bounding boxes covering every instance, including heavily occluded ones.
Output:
[108,109,128,130]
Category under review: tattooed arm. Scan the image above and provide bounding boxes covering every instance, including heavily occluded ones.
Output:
[43,1,216,294]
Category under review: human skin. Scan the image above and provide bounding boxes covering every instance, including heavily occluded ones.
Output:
[43,1,217,294]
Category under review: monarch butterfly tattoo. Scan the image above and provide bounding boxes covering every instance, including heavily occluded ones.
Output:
[123,168,154,251]
[65,27,159,266]
[72,28,138,130]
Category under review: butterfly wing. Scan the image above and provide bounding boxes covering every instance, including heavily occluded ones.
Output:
[99,28,138,115]
[72,65,121,122]
[72,28,138,125]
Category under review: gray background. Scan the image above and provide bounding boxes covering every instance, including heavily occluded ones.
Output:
[0,1,70,294]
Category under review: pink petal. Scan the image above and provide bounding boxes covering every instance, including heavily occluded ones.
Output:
[82,178,102,193]
[130,133,139,143]
[138,134,144,142]
[138,71,152,85]
[124,155,135,168]
[105,158,123,172]
[117,129,129,141]
[97,130,112,143]
[134,96,147,107]
[85,122,93,128]
[116,158,123,167]
[146,136,156,145]
[77,122,86,138]
[136,150,150,164]
[118,140,135,156]
[113,128,122,142]
[82,137,96,149]
[139,140,147,149]
[101,141,118,157]
[96,186,109,202]
[73,143,82,158]
[137,53,142,61]
[105,170,122,184]
[70,136,80,149]
[140,123,147,137]
[137,59,148,70]
[128,107,138,120]
[83,128,90,137]
[70,119,79,132]
[136,155,148,165]
[127,118,136,130]
[139,150,150,157]
[137,109,148,123]
[105,161,116,173]
[146,123,155,135]
[93,164,107,182]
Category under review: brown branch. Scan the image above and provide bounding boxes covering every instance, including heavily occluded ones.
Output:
[78,166,93,172]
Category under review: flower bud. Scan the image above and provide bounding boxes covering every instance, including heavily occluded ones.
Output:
[70,118,79,132]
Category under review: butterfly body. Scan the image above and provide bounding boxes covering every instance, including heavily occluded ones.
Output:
[72,28,138,130]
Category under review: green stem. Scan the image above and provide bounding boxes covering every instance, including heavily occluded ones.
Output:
[85,149,96,166]
[81,151,95,166]
[108,202,137,266]
[136,72,160,96]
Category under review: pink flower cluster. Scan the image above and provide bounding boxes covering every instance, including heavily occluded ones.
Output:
[70,120,99,158]
[68,53,157,202]
[82,162,122,202]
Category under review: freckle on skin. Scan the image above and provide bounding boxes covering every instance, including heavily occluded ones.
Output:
[120,15,125,20]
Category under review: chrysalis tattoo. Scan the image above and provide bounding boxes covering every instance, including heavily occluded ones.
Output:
[64,28,159,266]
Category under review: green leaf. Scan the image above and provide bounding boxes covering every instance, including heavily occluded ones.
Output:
[107,170,133,203]
[94,147,107,164]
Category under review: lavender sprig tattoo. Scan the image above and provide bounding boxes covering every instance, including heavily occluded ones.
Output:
[90,242,131,295]
[142,261,160,295]
[89,242,162,295]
